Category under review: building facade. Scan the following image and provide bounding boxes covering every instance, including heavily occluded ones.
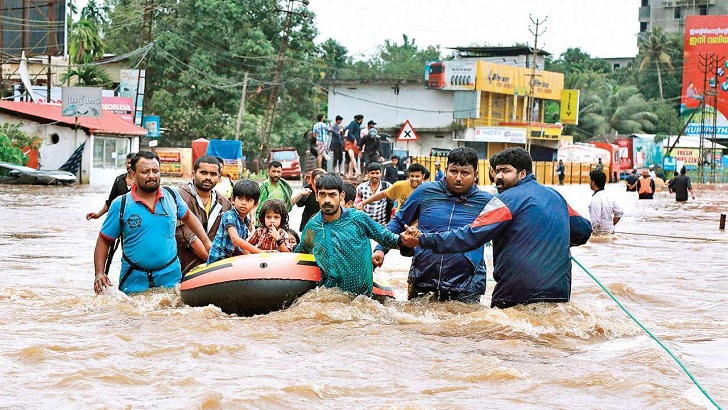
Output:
[638,0,728,35]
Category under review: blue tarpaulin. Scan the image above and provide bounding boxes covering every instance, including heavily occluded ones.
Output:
[206,139,242,160]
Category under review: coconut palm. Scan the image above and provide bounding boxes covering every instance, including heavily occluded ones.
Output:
[68,19,106,64]
[638,27,675,100]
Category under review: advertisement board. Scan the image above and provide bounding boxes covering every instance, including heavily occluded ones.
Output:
[454,126,527,143]
[476,62,517,94]
[615,138,634,170]
[158,151,183,177]
[120,70,146,125]
[681,15,728,138]
[61,87,103,117]
[424,61,477,90]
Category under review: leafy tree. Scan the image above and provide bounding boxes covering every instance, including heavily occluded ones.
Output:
[0,123,41,165]
[638,27,676,100]
[319,38,348,81]
[546,48,610,75]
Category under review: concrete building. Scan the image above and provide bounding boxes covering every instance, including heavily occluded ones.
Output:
[638,0,728,36]
[0,101,147,185]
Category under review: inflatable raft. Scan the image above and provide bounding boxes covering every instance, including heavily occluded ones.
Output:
[180,253,395,316]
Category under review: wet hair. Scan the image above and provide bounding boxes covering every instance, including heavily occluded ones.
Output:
[491,147,532,175]
[408,163,427,175]
[317,114,324,122]
[257,199,289,230]
[268,160,282,170]
[315,172,344,192]
[287,229,300,246]
[126,152,137,160]
[130,151,160,171]
[343,182,357,204]
[446,147,479,171]
[680,166,687,175]
[367,162,382,172]
[589,170,606,189]
[232,179,260,202]
[194,155,222,172]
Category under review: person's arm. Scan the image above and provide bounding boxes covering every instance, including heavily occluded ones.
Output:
[228,225,261,254]
[180,211,212,251]
[356,187,389,210]
[611,199,624,228]
[271,228,293,252]
[179,224,208,261]
[188,237,209,261]
[293,186,312,207]
[568,204,592,245]
[294,225,311,254]
[86,203,109,220]
[359,211,400,250]
[93,235,114,294]
[688,179,695,199]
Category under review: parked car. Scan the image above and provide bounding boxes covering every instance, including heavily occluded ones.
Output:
[269,147,301,180]
[429,147,451,157]
[0,162,76,185]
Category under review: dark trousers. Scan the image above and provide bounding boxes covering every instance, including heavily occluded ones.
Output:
[331,143,343,170]
[407,284,481,304]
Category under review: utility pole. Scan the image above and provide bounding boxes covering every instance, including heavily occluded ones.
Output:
[235,72,249,141]
[259,0,309,163]
[134,0,154,129]
[525,15,547,153]
[696,52,715,183]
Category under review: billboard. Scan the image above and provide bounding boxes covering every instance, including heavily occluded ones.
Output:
[1,0,65,57]
[424,61,477,90]
[681,15,728,138]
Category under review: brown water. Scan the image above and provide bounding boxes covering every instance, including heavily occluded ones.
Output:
[1,181,726,409]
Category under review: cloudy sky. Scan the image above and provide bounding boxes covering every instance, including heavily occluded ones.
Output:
[308,0,640,59]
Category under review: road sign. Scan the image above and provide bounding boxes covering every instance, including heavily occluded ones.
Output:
[396,120,419,141]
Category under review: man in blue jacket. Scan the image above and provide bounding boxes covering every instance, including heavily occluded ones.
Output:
[373,147,493,303]
[401,147,592,308]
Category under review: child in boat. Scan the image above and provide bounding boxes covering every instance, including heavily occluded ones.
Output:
[248,199,294,252]
[207,180,261,263]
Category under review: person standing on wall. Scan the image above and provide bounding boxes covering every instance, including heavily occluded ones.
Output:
[330,115,345,175]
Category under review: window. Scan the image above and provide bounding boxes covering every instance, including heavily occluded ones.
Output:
[641,0,648,6]
[674,7,681,19]
[699,5,707,15]
[640,22,648,33]
[93,136,130,168]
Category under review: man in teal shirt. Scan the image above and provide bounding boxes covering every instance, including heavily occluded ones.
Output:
[295,173,402,296]
[257,160,293,216]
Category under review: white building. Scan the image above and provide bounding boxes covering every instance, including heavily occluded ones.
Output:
[0,101,147,185]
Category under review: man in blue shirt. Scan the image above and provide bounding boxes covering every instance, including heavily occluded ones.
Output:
[93,151,211,294]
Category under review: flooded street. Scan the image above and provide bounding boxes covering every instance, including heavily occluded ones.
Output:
[1,180,726,409]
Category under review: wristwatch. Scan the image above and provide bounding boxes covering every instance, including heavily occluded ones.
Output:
[276,237,285,247]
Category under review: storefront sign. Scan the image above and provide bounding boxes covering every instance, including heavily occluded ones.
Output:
[455,127,527,143]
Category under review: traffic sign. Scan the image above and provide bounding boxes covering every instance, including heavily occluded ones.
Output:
[396,120,419,141]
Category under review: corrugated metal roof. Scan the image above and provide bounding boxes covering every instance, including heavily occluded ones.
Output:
[0,101,148,136]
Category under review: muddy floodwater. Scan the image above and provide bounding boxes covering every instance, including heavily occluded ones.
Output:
[1,181,726,409]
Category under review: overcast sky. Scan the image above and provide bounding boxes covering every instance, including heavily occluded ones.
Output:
[308,0,640,60]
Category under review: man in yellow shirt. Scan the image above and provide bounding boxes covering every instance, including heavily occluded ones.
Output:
[355,163,427,213]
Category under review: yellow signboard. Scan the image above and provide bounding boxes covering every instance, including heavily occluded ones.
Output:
[527,69,564,100]
[560,89,580,124]
[476,62,516,94]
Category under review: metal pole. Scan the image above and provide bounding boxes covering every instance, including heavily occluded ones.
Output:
[235,72,249,141]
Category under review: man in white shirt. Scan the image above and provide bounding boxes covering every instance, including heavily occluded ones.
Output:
[589,170,623,235]
[312,114,331,169]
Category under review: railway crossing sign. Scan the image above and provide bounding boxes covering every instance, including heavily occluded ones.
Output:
[396,120,419,141]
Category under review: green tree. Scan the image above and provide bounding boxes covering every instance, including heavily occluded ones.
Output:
[0,123,41,165]
[638,27,675,100]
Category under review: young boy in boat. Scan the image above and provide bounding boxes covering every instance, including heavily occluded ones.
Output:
[295,173,404,296]
[207,180,262,263]
[248,199,295,252]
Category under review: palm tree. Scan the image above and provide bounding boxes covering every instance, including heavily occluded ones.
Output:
[60,66,113,87]
[68,19,106,64]
[638,27,675,100]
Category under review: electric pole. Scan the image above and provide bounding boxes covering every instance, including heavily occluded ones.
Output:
[525,15,547,153]
[133,0,155,129]
[259,0,309,163]
[235,72,249,141]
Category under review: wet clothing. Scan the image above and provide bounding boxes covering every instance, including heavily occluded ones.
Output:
[625,173,638,191]
[100,185,188,294]
[257,179,293,216]
[376,180,493,299]
[295,183,320,231]
[356,180,391,225]
[418,174,592,308]
[295,208,400,296]
[669,174,692,201]
[637,176,655,199]
[175,182,232,274]
[106,173,131,207]
[589,189,623,234]
[207,209,251,264]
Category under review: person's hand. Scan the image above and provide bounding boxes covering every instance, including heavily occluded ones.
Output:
[400,224,421,248]
[354,203,365,211]
[94,273,112,294]
[86,212,99,220]
[300,187,312,197]
[692,194,696,200]
[372,250,385,268]
[269,223,280,240]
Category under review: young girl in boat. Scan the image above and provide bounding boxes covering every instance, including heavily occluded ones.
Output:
[248,199,295,252]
